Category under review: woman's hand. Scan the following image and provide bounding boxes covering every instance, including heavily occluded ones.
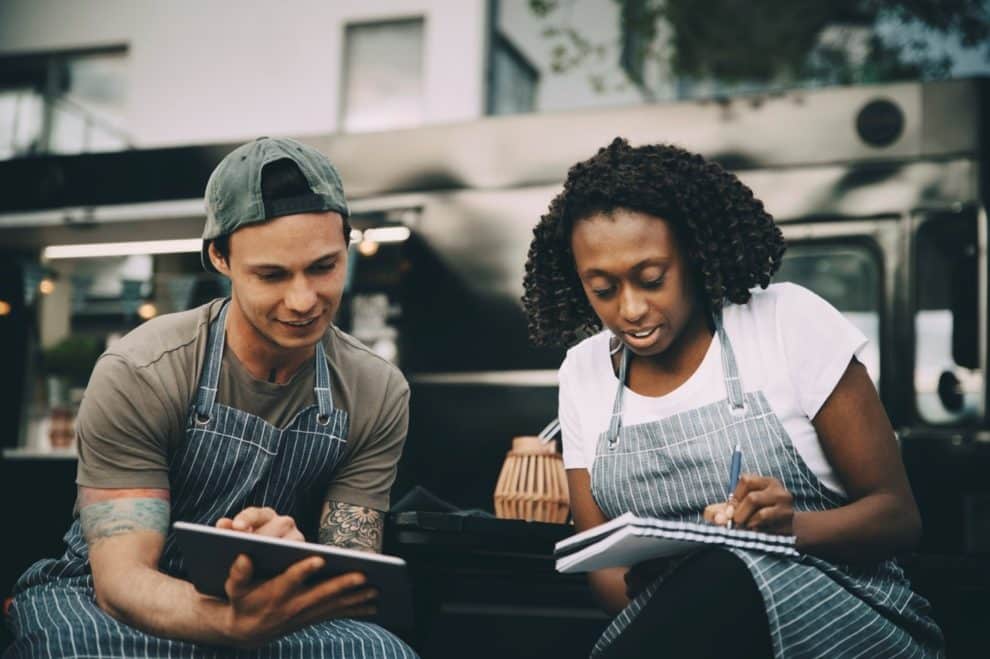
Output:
[703,474,795,535]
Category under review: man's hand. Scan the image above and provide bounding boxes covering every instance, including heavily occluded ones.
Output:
[222,553,377,649]
[213,504,381,648]
[216,507,304,541]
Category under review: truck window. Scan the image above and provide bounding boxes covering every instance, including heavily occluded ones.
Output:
[774,244,881,388]
[914,210,983,425]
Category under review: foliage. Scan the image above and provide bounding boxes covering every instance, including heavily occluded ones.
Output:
[42,335,103,386]
[527,0,989,93]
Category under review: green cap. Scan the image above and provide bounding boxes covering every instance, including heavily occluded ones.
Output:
[201,136,350,272]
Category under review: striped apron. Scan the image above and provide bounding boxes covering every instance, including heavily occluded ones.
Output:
[6,302,418,659]
[589,313,944,658]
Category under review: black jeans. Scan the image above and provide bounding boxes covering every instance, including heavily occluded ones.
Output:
[600,549,774,659]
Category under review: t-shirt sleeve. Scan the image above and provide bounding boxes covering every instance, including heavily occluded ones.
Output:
[324,369,409,511]
[776,283,869,420]
[558,352,589,471]
[75,354,173,490]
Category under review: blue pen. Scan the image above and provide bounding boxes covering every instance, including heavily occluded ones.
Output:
[726,444,742,529]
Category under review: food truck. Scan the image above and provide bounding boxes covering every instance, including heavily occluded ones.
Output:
[1,77,986,657]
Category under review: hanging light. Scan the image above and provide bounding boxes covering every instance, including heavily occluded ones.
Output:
[0,300,11,316]
[363,226,410,243]
[42,239,201,260]
[39,278,56,295]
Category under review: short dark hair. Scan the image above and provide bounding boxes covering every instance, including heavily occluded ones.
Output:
[522,137,786,347]
[211,158,352,265]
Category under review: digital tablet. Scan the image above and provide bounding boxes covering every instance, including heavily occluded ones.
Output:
[172,521,412,630]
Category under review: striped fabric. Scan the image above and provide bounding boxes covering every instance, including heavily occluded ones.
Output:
[6,302,418,658]
[588,313,944,658]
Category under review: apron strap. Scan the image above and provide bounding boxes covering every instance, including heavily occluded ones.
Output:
[606,345,630,449]
[714,308,746,412]
[606,307,747,447]
[194,301,336,424]
[193,300,229,422]
[313,340,334,422]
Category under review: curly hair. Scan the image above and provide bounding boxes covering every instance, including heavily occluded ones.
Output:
[522,137,785,347]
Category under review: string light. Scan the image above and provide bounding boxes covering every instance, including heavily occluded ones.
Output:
[137,303,158,320]
[357,240,380,257]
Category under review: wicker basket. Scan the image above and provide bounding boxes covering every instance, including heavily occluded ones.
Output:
[493,436,569,523]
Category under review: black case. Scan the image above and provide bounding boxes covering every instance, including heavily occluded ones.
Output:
[172,521,412,630]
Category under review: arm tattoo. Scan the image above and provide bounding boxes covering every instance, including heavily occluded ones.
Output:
[318,501,384,553]
[80,498,170,547]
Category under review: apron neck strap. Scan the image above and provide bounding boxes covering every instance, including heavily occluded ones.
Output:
[194,300,337,422]
[714,308,746,412]
[313,340,334,420]
[194,300,229,421]
[606,346,629,449]
[605,306,746,447]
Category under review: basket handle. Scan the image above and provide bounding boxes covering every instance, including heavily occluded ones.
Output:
[538,417,561,444]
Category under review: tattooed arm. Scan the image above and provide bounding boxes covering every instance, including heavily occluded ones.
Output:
[82,486,232,642]
[81,488,170,546]
[318,500,385,553]
[83,487,377,648]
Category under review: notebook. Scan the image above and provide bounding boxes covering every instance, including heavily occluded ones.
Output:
[554,512,799,573]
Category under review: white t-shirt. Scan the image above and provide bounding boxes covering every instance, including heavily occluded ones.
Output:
[558,282,870,496]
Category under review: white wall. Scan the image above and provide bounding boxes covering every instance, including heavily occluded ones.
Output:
[0,0,488,146]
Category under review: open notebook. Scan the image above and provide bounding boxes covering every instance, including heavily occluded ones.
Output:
[554,512,799,573]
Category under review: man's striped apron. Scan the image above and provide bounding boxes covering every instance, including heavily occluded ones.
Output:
[7,302,417,658]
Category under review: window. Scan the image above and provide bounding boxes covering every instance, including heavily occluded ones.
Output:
[488,33,538,115]
[774,243,882,387]
[913,210,983,425]
[340,18,425,133]
[19,249,229,454]
[0,48,129,159]
[0,88,43,157]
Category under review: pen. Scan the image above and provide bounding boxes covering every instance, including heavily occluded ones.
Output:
[725,444,742,529]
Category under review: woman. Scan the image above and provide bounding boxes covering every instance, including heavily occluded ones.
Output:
[522,138,944,658]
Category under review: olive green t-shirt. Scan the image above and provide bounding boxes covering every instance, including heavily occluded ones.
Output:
[75,299,408,511]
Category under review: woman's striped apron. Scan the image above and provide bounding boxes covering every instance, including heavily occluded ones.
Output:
[6,302,418,658]
[589,313,944,658]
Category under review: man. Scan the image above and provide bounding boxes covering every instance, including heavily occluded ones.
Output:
[6,138,418,657]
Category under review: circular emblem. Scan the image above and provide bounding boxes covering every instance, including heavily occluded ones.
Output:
[856,99,904,148]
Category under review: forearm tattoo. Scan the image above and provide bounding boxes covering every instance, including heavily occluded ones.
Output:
[80,498,170,547]
[318,501,384,553]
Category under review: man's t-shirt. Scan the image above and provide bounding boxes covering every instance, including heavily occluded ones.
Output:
[75,299,408,511]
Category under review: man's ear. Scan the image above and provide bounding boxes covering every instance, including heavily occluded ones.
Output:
[208,241,231,276]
